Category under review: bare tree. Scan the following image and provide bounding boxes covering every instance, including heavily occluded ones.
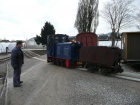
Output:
[102,0,134,47]
[74,0,99,33]
[135,11,140,30]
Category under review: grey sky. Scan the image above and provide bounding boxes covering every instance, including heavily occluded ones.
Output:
[0,0,140,40]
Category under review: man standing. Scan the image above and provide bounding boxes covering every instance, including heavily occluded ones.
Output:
[11,41,24,87]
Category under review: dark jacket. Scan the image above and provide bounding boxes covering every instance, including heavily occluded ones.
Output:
[11,47,24,68]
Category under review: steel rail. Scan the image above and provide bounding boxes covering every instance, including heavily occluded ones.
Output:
[0,57,10,64]
[111,72,140,82]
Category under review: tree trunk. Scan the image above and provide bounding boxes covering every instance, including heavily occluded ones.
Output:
[111,30,115,47]
[93,27,96,33]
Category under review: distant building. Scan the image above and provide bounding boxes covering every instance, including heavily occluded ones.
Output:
[0,40,10,42]
[121,32,140,61]
[10,40,25,43]
[25,37,44,49]
[98,34,109,41]
[106,32,121,40]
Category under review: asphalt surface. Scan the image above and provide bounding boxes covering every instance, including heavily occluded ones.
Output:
[5,55,140,105]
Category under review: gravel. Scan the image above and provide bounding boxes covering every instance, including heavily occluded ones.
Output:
[7,57,41,78]
[5,57,140,105]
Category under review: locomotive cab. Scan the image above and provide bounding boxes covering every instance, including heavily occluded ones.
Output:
[47,34,69,62]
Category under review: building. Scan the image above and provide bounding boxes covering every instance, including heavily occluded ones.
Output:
[25,37,44,49]
[121,32,140,61]
[98,34,109,41]
[0,40,10,42]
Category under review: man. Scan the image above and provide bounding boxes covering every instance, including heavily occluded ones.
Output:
[11,41,24,87]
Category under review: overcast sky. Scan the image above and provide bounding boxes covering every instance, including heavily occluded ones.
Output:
[0,0,140,40]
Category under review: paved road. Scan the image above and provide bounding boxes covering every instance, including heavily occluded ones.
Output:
[6,56,140,105]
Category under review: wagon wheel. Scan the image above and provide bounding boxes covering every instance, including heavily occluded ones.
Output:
[92,66,99,72]
[114,60,123,73]
[87,67,94,73]
[114,59,121,66]
[86,64,93,73]
[100,68,109,76]
[52,60,56,65]
[115,65,124,73]
[88,65,99,73]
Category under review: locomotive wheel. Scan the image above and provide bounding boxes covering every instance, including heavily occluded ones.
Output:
[60,61,63,66]
[87,65,99,73]
[56,61,60,66]
[100,68,109,76]
[60,60,65,67]
[52,60,56,65]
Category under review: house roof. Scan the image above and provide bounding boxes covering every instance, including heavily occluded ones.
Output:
[121,31,140,36]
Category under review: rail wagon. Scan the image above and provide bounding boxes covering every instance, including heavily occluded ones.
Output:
[76,32,98,46]
[80,46,123,75]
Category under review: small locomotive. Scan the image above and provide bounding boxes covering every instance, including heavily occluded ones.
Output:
[47,34,82,68]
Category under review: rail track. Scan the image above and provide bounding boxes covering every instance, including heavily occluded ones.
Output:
[111,72,140,82]
[0,57,10,64]
[76,68,140,82]
[23,50,40,58]
[1,51,140,82]
[0,50,39,64]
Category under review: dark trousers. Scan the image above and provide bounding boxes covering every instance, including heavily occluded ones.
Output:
[13,67,21,85]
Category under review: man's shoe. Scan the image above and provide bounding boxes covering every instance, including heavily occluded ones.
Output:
[14,84,22,87]
[19,81,23,84]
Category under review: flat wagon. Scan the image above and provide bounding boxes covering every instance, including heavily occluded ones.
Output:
[80,46,123,75]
